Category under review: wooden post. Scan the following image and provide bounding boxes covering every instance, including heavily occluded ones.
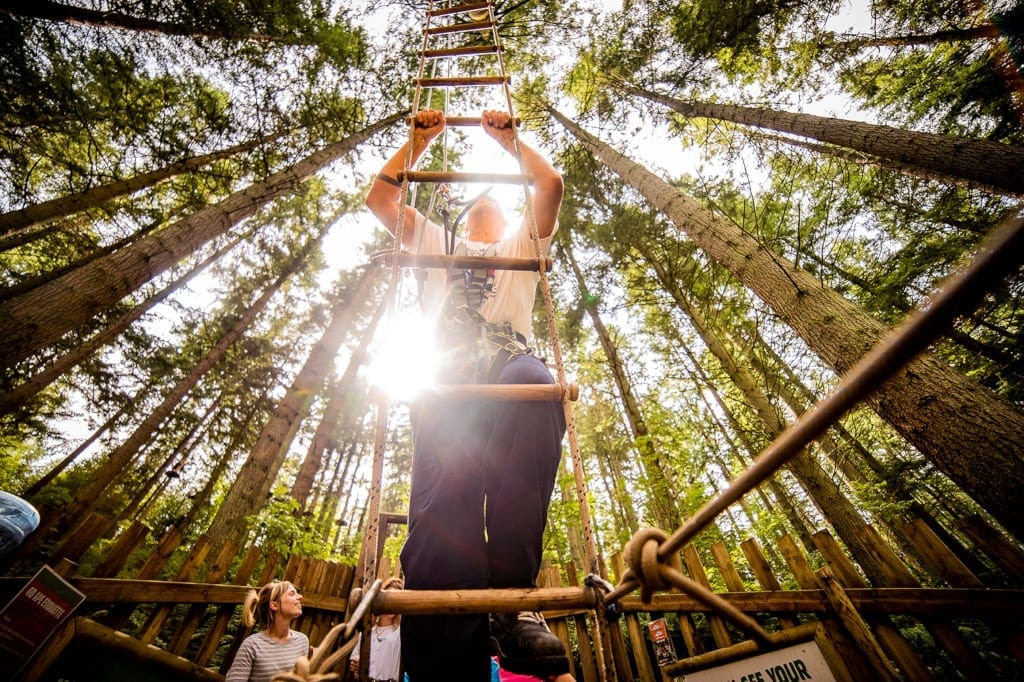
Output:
[681,546,732,648]
[194,543,262,666]
[624,607,658,682]
[813,530,932,681]
[100,523,184,631]
[52,511,110,564]
[816,566,900,682]
[91,520,150,578]
[609,553,637,682]
[775,534,862,681]
[540,564,577,679]
[739,538,798,629]
[902,518,984,588]
[166,540,238,655]
[872,521,993,678]
[565,561,598,682]
[956,514,1024,583]
[137,535,212,644]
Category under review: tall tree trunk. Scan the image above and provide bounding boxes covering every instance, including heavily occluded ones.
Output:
[617,84,1024,198]
[0,112,403,370]
[0,217,81,253]
[0,213,164,302]
[1,1,325,45]
[643,247,891,579]
[584,389,641,544]
[20,386,144,498]
[116,399,218,525]
[0,228,249,416]
[564,241,682,530]
[548,106,1024,537]
[204,267,379,548]
[691,355,820,555]
[747,129,999,197]
[318,438,362,542]
[181,385,276,536]
[290,299,384,509]
[0,130,288,236]
[798,245,1022,372]
[827,24,1002,49]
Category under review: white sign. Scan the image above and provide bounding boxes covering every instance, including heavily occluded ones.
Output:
[683,640,835,682]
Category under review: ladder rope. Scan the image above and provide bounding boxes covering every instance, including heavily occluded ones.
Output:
[483,4,613,677]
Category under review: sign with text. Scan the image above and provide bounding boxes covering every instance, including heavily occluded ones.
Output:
[0,565,86,678]
[683,640,835,682]
[648,617,678,665]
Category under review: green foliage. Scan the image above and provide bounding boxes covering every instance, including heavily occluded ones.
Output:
[842,42,1023,142]
[249,491,331,560]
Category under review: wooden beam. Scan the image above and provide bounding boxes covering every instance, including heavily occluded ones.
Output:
[74,617,222,681]
[817,566,901,681]
[1,577,1020,620]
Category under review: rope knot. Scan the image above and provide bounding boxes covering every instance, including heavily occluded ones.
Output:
[622,527,681,603]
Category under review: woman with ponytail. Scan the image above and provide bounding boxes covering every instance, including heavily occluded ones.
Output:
[226,580,309,682]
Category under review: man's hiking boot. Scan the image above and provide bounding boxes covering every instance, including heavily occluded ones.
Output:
[490,611,570,677]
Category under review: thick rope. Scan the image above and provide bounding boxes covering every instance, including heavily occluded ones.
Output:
[621,528,770,645]
[275,580,384,681]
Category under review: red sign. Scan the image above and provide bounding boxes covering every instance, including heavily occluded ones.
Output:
[0,565,86,677]
[648,617,678,665]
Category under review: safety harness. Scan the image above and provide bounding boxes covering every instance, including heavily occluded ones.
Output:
[431,188,533,383]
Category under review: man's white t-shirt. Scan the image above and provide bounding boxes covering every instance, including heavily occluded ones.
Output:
[412,213,555,343]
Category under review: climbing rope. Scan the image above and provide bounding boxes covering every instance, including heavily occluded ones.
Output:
[273,579,384,681]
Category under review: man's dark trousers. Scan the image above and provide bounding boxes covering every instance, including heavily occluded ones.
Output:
[400,354,566,680]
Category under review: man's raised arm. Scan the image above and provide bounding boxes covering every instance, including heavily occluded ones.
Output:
[480,110,564,239]
[365,109,446,250]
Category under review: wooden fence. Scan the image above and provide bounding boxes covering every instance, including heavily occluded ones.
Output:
[5,513,1023,680]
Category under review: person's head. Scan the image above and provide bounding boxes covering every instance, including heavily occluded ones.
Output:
[376,576,404,625]
[241,580,303,630]
[465,195,506,243]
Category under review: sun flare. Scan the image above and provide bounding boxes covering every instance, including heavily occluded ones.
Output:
[366,310,440,401]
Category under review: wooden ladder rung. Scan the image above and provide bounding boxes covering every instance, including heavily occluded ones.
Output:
[407,115,519,127]
[398,170,532,185]
[427,1,490,18]
[371,586,596,615]
[422,45,500,60]
[424,383,579,402]
[425,20,492,36]
[416,76,509,88]
[373,252,552,272]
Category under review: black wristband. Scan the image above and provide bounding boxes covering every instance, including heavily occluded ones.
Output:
[376,173,402,188]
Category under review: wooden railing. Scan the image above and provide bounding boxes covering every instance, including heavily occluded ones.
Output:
[5,514,1023,680]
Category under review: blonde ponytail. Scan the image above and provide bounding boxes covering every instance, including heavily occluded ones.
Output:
[241,588,259,628]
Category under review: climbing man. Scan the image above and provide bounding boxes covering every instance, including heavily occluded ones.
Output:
[365,108,569,680]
